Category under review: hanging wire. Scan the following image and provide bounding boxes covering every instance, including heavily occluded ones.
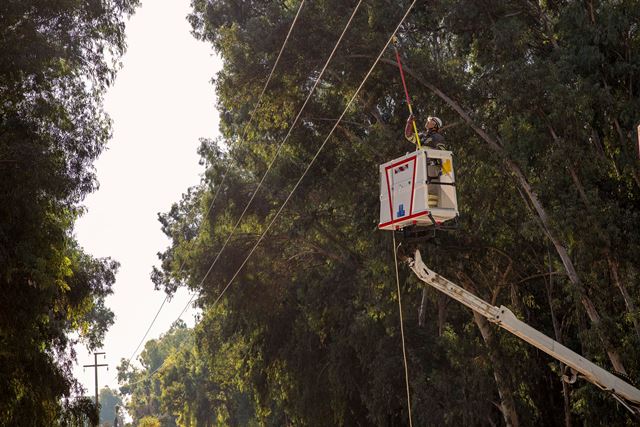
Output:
[120,0,419,393]
[208,0,418,309]
[183,0,365,309]
[117,0,307,375]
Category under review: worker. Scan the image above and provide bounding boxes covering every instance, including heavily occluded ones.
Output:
[405,115,446,149]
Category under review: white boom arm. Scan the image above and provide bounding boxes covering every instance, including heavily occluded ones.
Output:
[407,249,640,414]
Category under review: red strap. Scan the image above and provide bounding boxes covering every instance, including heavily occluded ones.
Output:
[394,46,412,108]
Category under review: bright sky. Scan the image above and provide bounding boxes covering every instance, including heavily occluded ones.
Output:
[73,0,221,396]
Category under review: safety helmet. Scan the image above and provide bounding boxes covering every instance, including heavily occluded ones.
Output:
[427,116,442,129]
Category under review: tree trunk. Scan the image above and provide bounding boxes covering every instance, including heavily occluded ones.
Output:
[545,247,572,427]
[472,311,520,427]
[418,287,427,327]
[373,58,627,374]
[437,292,447,336]
[548,123,640,348]
[607,254,640,343]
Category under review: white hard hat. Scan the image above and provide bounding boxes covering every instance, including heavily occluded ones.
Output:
[427,116,442,128]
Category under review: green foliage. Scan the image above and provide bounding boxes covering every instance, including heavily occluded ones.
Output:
[148,0,640,425]
[99,386,124,426]
[138,416,162,427]
[118,319,259,426]
[59,396,100,427]
[0,0,138,424]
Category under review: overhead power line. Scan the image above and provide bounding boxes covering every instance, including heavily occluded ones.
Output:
[209,0,418,309]
[122,0,418,389]
[117,0,307,375]
[208,4,418,421]
[185,0,365,309]
[129,1,367,367]
[122,295,168,369]
[204,0,308,215]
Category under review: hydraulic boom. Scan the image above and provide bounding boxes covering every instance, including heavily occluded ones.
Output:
[407,249,640,416]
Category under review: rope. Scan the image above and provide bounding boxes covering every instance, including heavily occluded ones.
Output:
[117,0,307,376]
[393,43,421,149]
[392,233,413,426]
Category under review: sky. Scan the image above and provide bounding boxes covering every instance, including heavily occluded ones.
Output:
[73,0,221,396]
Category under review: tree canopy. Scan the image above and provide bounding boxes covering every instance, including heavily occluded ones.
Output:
[99,386,124,427]
[133,0,638,425]
[0,0,138,424]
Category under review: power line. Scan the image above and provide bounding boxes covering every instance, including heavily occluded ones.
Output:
[204,0,307,215]
[117,0,307,373]
[119,334,195,388]
[121,0,418,389]
[209,1,418,307]
[184,0,365,307]
[125,2,367,376]
[123,295,168,367]
[205,6,417,421]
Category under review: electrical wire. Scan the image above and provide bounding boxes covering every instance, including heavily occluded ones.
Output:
[116,0,307,375]
[129,0,366,363]
[119,333,195,388]
[124,1,366,383]
[204,0,307,215]
[121,0,418,392]
[124,295,168,367]
[209,0,418,308]
[184,0,364,309]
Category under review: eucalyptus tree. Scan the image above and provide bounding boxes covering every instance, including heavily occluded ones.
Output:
[0,0,138,424]
[153,0,639,425]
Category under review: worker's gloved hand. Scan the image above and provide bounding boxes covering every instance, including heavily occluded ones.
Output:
[405,114,416,140]
[406,114,415,127]
[436,143,447,150]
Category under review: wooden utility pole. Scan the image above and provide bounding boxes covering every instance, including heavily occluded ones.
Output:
[83,352,108,406]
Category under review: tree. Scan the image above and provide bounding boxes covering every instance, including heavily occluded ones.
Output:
[138,416,161,427]
[99,387,124,426]
[59,397,100,427]
[118,319,260,426]
[152,0,640,424]
[0,0,138,424]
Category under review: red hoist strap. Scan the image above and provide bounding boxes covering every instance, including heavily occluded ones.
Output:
[395,47,412,108]
[394,43,421,148]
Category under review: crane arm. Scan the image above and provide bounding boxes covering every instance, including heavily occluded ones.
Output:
[407,249,640,414]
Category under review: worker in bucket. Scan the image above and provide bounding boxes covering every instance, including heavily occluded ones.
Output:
[405,115,446,149]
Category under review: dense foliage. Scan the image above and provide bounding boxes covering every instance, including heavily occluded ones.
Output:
[125,0,639,425]
[0,0,138,424]
[98,386,124,426]
[118,320,259,426]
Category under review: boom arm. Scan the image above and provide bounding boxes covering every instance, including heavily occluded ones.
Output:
[407,249,640,415]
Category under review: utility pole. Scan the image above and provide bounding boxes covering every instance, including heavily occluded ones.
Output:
[83,351,108,406]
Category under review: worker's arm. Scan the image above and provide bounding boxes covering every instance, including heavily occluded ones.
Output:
[404,115,417,144]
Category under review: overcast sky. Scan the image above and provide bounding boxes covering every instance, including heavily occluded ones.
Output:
[73,0,221,395]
